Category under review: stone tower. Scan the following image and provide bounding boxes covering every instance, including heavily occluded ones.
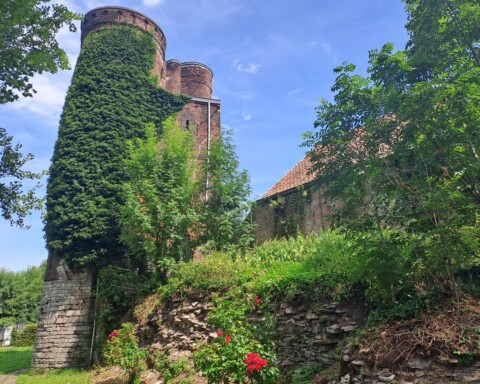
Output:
[33,6,220,369]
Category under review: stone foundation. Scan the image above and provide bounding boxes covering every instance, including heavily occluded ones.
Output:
[32,254,94,369]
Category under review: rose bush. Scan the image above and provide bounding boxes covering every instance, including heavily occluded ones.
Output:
[193,287,279,383]
[102,323,147,383]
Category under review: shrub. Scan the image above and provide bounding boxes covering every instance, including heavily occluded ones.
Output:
[102,323,146,383]
[11,324,37,347]
[193,287,279,383]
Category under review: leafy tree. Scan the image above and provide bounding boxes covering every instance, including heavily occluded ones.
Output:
[0,0,80,103]
[199,128,254,251]
[120,119,200,280]
[0,1,78,226]
[45,26,188,267]
[120,122,253,281]
[0,262,46,326]
[0,128,43,227]
[303,0,480,299]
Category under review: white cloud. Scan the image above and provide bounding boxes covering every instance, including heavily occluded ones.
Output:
[233,60,261,75]
[6,73,71,126]
[242,112,252,121]
[143,0,166,6]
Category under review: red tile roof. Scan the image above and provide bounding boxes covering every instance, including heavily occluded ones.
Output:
[262,156,316,199]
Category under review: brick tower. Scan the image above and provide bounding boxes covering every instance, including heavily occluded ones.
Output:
[33,6,220,369]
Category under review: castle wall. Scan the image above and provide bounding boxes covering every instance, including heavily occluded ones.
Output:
[253,186,333,244]
[35,6,221,370]
[176,99,221,156]
[81,6,167,82]
[180,63,213,99]
[32,254,94,369]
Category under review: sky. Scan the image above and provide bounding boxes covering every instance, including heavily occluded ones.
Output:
[0,0,409,271]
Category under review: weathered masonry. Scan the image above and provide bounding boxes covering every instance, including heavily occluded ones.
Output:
[33,6,220,369]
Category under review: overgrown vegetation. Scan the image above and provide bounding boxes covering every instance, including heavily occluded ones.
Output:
[45,25,188,267]
[120,121,253,283]
[193,288,279,383]
[0,263,45,326]
[302,0,480,302]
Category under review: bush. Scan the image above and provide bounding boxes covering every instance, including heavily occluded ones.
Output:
[193,287,279,383]
[102,323,147,383]
[11,324,37,347]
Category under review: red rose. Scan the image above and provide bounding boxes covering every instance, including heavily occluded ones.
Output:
[217,329,224,337]
[245,353,268,374]
[108,330,120,340]
[254,295,263,305]
[225,335,231,345]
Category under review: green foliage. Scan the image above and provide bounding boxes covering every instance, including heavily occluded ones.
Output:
[193,288,279,383]
[161,231,353,302]
[95,265,147,343]
[199,128,254,251]
[11,323,38,347]
[102,323,147,383]
[303,0,480,298]
[0,263,45,325]
[120,122,254,282]
[0,0,80,103]
[120,119,199,280]
[159,252,256,298]
[0,346,33,374]
[0,127,43,227]
[45,25,188,266]
[290,363,326,384]
[147,349,191,383]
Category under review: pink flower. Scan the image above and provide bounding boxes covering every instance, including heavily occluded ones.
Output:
[217,329,224,337]
[225,335,231,345]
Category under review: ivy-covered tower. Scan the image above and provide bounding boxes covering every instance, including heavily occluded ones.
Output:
[33,6,221,369]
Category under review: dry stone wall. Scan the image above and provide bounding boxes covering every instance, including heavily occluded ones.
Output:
[137,295,480,384]
[32,256,94,369]
[137,295,365,367]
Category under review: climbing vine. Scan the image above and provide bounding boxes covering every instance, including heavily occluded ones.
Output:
[45,26,189,266]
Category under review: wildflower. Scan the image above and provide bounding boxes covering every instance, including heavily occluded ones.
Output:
[217,329,224,337]
[225,335,231,345]
[245,353,268,374]
[254,295,263,305]
[108,330,120,340]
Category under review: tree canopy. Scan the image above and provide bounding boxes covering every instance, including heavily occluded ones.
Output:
[303,0,480,298]
[0,127,43,227]
[0,0,79,103]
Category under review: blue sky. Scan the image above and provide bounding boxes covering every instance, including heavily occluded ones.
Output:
[0,0,408,271]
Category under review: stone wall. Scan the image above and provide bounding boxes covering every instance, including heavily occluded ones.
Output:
[253,185,334,244]
[32,254,94,369]
[136,295,366,368]
[136,295,480,384]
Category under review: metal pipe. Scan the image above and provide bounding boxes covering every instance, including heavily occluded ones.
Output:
[205,100,211,201]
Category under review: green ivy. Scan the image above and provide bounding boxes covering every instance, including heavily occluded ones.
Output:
[45,26,189,266]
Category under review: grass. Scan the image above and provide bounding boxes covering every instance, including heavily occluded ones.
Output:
[16,369,92,384]
[0,346,33,374]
